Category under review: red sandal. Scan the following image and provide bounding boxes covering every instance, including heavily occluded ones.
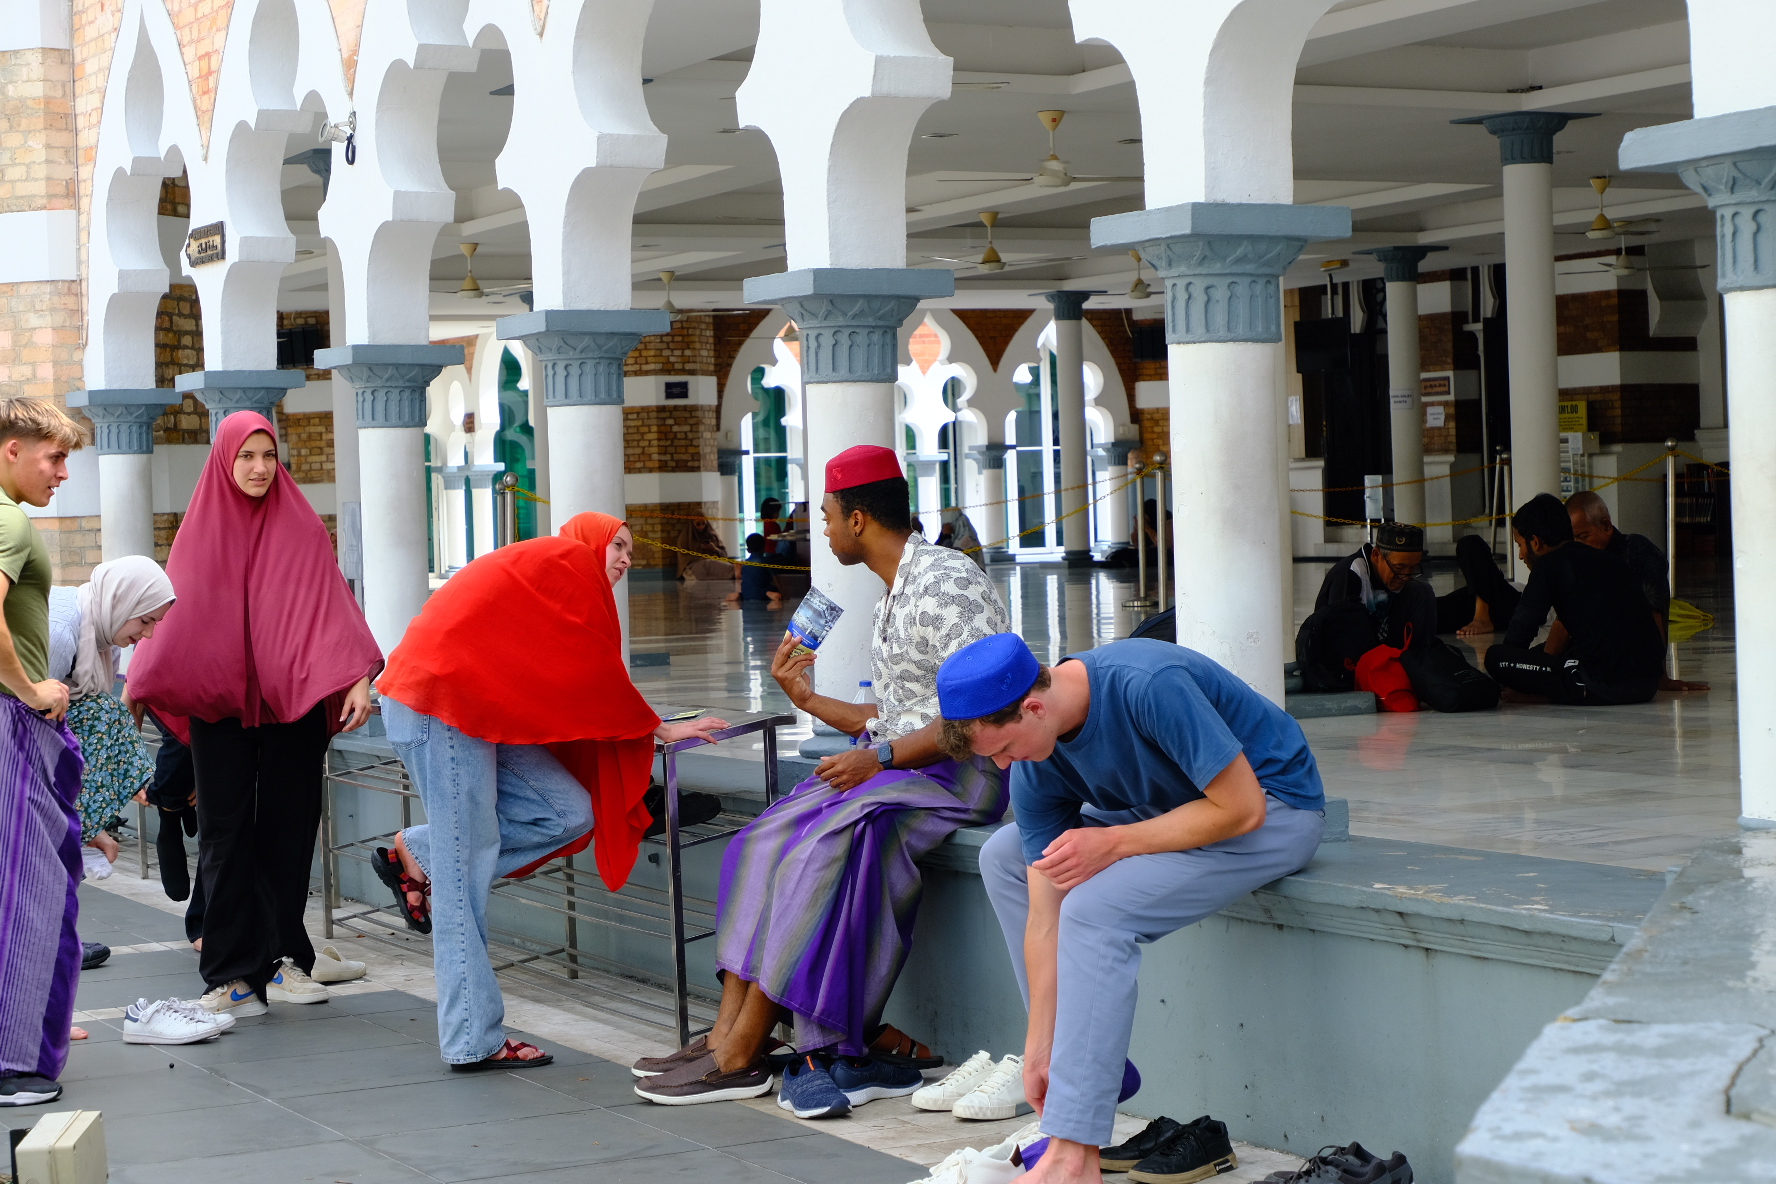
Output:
[451,1039,555,1072]
[373,846,432,934]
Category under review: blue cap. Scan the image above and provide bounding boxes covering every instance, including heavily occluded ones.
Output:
[938,633,1041,720]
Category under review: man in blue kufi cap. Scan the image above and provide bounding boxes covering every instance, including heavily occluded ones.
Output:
[936,634,1327,1184]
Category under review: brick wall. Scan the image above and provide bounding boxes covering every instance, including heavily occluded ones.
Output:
[1135,407,1169,465]
[625,501,722,570]
[275,408,333,483]
[158,172,189,217]
[1567,383,1699,447]
[0,283,84,401]
[951,309,1033,372]
[624,405,718,474]
[1082,309,1149,422]
[277,309,329,382]
[153,283,207,443]
[712,309,771,400]
[165,0,235,149]
[628,314,715,376]
[152,512,183,563]
[1558,288,1696,355]
[38,513,101,583]
[0,48,75,213]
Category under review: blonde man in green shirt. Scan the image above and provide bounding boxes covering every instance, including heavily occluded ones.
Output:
[0,397,89,1108]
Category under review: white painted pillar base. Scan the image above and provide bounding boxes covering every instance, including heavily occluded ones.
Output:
[1727,287,1776,821]
[1170,341,1285,702]
[803,380,897,698]
[98,452,154,560]
[1502,160,1561,503]
[1102,464,1131,546]
[358,426,430,656]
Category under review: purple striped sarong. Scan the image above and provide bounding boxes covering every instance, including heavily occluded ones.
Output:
[0,695,85,1082]
[715,754,1007,1055]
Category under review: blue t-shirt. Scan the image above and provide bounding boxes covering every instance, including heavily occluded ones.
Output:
[1011,639,1325,864]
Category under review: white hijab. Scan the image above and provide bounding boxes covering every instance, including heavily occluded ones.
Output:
[72,555,175,700]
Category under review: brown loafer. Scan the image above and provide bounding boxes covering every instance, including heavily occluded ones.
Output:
[632,1052,774,1105]
[631,1036,710,1078]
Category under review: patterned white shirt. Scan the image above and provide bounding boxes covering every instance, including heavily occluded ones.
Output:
[866,534,1011,741]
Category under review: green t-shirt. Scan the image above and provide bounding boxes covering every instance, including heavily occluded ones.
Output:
[0,491,52,691]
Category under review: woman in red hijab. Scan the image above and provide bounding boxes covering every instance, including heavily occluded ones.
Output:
[375,512,727,1070]
[127,411,381,1017]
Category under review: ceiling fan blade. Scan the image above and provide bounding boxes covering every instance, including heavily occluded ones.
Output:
[1070,176,1145,183]
[935,177,1037,183]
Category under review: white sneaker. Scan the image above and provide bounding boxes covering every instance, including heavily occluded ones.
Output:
[163,995,235,1033]
[200,979,269,1018]
[309,944,367,984]
[904,1122,1040,1184]
[951,1054,1031,1121]
[265,957,330,1004]
[911,1049,997,1112]
[123,997,228,1044]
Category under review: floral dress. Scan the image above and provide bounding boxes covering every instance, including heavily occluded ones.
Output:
[48,585,155,840]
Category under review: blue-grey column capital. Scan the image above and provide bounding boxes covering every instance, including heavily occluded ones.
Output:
[1094,439,1139,466]
[1358,245,1448,284]
[66,388,168,455]
[743,268,955,384]
[174,369,307,435]
[315,344,464,429]
[1093,202,1351,345]
[969,442,1012,471]
[1451,111,1597,166]
[717,447,743,478]
[496,309,671,408]
[1039,290,1102,320]
[1622,106,1776,293]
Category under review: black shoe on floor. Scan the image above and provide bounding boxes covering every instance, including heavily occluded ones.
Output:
[643,784,723,838]
[1102,1115,1186,1172]
[1259,1142,1413,1184]
[80,941,111,970]
[0,1074,63,1107]
[1129,1115,1238,1184]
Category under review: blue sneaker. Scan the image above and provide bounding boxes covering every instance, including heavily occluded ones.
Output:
[777,1054,852,1119]
[829,1054,924,1106]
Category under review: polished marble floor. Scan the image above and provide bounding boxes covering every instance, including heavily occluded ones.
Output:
[629,548,1740,873]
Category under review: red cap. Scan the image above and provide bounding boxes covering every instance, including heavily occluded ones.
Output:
[825,445,904,492]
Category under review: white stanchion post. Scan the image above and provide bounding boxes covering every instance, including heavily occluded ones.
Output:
[1666,438,1679,680]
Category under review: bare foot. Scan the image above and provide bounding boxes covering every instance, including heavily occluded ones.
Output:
[90,831,119,862]
[1023,1138,1103,1184]
[393,831,430,914]
[1661,677,1711,693]
[71,1026,88,1040]
[1456,614,1494,638]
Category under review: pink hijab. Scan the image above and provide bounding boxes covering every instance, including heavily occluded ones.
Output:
[128,411,382,734]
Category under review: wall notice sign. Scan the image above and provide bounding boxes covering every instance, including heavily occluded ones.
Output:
[186,221,224,267]
[1287,394,1302,425]
[1426,404,1446,428]
[1558,399,1588,432]
[1390,386,1414,409]
[664,380,689,400]
[1421,375,1451,398]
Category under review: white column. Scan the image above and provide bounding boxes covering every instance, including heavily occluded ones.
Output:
[1457,113,1592,503]
[316,344,463,656]
[1094,202,1351,702]
[1622,106,1776,822]
[910,457,942,533]
[1098,440,1136,548]
[1361,246,1446,526]
[974,444,1011,553]
[65,391,163,559]
[1043,292,1095,564]
[717,448,743,556]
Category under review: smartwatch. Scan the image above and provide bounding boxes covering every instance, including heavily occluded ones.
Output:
[875,740,895,769]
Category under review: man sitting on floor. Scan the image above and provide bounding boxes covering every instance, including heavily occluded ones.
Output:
[939,633,1325,1184]
[634,445,1011,1106]
[1484,493,1665,706]
[1568,490,1707,693]
[1298,521,1434,689]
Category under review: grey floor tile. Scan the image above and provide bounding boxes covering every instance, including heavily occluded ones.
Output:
[168,1014,422,1066]
[363,1108,702,1182]
[80,948,201,980]
[609,1098,811,1150]
[208,1038,457,1099]
[351,1006,443,1044]
[108,1137,434,1184]
[280,1072,589,1138]
[325,989,435,1017]
[507,1059,649,1108]
[75,969,208,1011]
[468,1146,797,1183]
[55,1058,260,1118]
[723,1133,919,1184]
[102,1099,339,1165]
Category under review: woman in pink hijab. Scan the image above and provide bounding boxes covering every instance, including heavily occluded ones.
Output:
[128,411,382,1017]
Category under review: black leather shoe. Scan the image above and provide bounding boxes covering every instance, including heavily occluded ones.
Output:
[1129,1115,1238,1183]
[80,941,110,970]
[1102,1116,1186,1172]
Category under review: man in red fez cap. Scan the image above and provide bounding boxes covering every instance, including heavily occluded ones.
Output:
[634,443,1015,1106]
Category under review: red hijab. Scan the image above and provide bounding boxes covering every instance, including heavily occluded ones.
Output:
[377,512,661,889]
[128,411,382,741]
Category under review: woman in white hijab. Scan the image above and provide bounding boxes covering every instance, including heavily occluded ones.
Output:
[45,555,176,865]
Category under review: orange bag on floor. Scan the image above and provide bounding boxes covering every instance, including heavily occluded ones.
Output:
[1355,626,1419,713]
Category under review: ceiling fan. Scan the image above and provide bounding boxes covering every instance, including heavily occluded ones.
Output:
[1570,175,1661,240]
[936,111,1143,189]
[925,213,1086,273]
[1558,246,1711,277]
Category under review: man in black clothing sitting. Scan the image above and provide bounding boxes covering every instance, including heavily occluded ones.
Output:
[1312,521,1437,651]
[1567,490,1708,694]
[1484,494,1664,705]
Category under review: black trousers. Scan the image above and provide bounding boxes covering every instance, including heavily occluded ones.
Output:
[189,705,330,991]
[1437,534,1523,633]
[1485,645,1660,706]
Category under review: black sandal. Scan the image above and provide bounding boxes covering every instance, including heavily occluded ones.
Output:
[451,1039,554,1072]
[373,846,431,934]
[867,1022,944,1069]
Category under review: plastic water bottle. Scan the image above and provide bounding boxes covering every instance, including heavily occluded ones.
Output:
[854,680,875,706]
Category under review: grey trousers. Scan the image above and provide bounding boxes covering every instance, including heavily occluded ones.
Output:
[980,797,1325,1145]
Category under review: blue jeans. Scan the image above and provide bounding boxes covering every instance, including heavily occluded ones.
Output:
[382,696,594,1064]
